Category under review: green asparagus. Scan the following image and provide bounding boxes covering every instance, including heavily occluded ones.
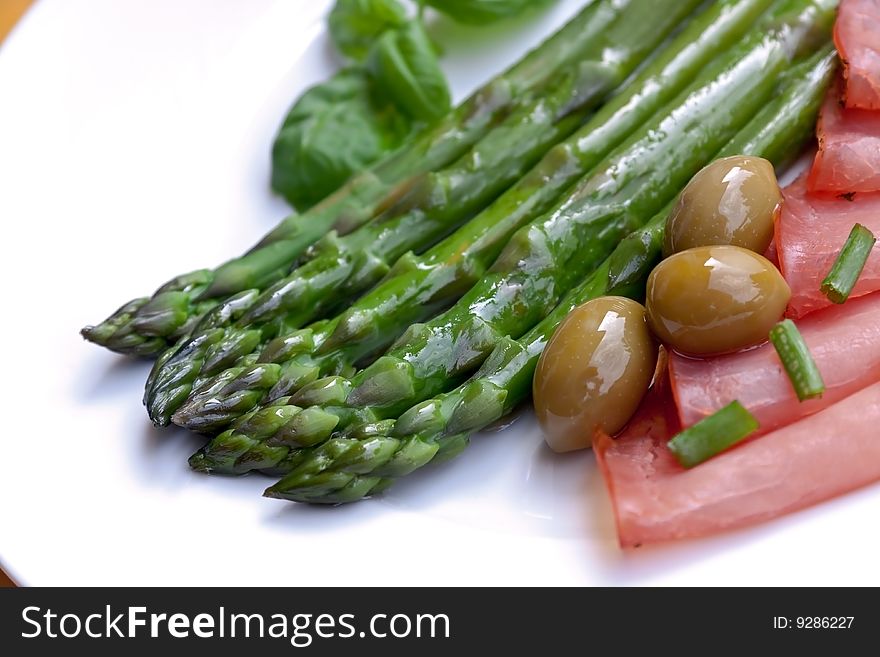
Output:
[174,0,763,434]
[81,0,616,357]
[190,0,835,477]
[145,0,697,426]
[264,44,839,503]
[279,0,829,429]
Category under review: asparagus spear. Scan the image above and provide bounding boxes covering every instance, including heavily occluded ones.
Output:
[173,0,765,433]
[264,45,839,503]
[145,0,700,426]
[190,0,835,477]
[81,0,620,357]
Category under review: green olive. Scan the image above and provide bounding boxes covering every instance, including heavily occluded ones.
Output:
[663,155,781,256]
[646,245,790,356]
[533,296,658,453]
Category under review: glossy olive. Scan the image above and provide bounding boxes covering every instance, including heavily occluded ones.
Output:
[646,245,790,356]
[534,297,658,453]
[663,155,781,256]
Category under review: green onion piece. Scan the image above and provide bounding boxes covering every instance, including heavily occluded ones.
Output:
[769,319,826,401]
[820,223,877,304]
[667,401,759,469]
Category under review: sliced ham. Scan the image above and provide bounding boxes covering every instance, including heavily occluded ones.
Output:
[669,291,880,434]
[834,0,880,110]
[808,79,880,193]
[596,379,880,548]
[776,175,880,318]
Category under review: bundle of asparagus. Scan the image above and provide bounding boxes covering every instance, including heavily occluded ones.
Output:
[188,0,838,491]
[81,0,838,508]
[167,0,758,436]
[143,0,703,427]
[265,47,838,504]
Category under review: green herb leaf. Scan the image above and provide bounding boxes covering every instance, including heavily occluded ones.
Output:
[271,68,414,210]
[424,0,553,24]
[667,401,759,469]
[328,0,408,61]
[367,20,451,122]
[769,319,826,402]
[820,223,877,304]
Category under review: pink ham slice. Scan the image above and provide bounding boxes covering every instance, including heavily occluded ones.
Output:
[834,0,880,110]
[669,291,880,434]
[776,175,880,318]
[808,79,880,193]
[595,378,880,548]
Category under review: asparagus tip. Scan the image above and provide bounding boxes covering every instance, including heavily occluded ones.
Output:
[188,452,211,473]
[262,486,285,500]
[268,406,341,448]
[347,358,415,408]
[290,376,351,407]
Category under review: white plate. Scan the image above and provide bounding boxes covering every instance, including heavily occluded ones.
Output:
[1,0,878,587]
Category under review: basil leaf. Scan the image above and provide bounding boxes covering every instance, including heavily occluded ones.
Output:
[271,68,414,210]
[328,0,408,61]
[367,21,451,122]
[425,0,553,24]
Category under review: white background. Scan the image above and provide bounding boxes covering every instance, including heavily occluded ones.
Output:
[0,0,877,586]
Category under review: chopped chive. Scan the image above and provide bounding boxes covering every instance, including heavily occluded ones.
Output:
[769,319,825,401]
[820,223,876,304]
[667,401,759,469]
